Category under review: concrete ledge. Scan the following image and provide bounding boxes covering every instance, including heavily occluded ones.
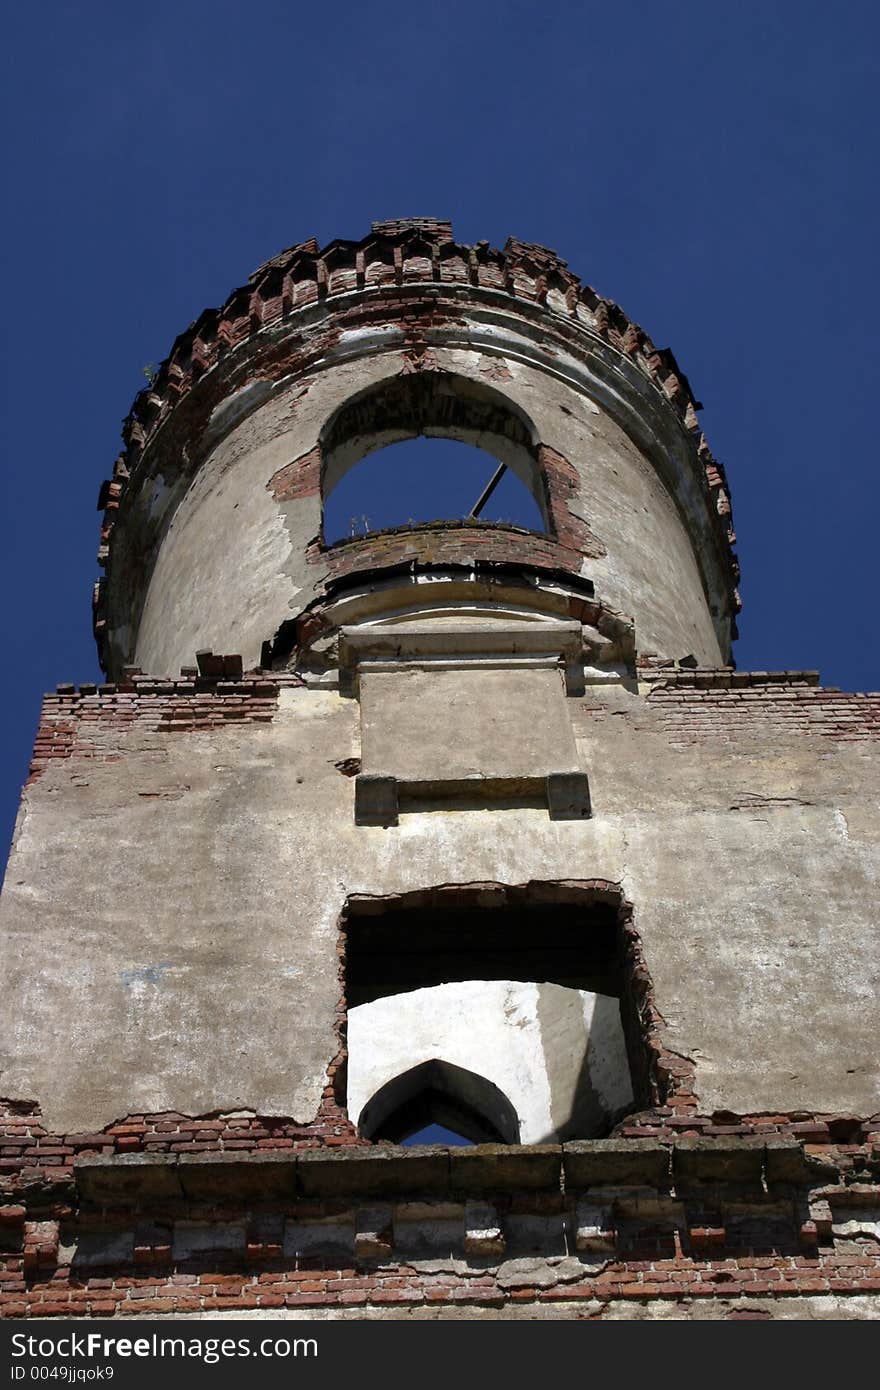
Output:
[672,1137,765,1186]
[339,621,585,695]
[72,1139,844,1209]
[75,1154,183,1205]
[178,1152,297,1200]
[450,1144,561,1193]
[563,1140,671,1189]
[296,1146,450,1198]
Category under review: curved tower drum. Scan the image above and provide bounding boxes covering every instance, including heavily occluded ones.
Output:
[1,219,877,1322]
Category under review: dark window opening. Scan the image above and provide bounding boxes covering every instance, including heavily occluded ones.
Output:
[358,1058,520,1144]
[345,896,623,1008]
[339,884,666,1130]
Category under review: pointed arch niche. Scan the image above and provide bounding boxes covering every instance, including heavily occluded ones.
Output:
[358,1060,520,1145]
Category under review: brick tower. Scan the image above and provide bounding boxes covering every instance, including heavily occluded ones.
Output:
[1,219,877,1321]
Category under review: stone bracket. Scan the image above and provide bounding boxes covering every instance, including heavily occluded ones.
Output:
[354,774,399,826]
[547,771,592,819]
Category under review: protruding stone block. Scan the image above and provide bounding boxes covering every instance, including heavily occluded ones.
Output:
[354,1205,394,1259]
[450,1144,561,1194]
[65,1231,135,1270]
[178,1152,296,1201]
[75,1154,183,1205]
[563,1140,670,1190]
[283,1213,354,1258]
[673,1138,764,1185]
[575,1200,616,1253]
[172,1221,246,1260]
[764,1140,839,1186]
[547,771,591,819]
[354,774,399,826]
[296,1145,449,1198]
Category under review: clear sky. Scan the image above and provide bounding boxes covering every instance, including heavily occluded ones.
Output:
[1,1,878,872]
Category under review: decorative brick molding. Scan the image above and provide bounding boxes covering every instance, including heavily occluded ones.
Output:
[268,563,636,672]
[93,218,739,671]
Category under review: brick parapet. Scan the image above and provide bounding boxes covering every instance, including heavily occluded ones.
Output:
[313,518,591,587]
[643,671,880,743]
[26,674,287,785]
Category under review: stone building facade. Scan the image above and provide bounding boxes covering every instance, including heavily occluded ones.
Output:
[0,218,877,1320]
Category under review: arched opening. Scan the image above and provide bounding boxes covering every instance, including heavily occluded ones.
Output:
[319,372,550,544]
[358,1059,520,1145]
[322,437,545,543]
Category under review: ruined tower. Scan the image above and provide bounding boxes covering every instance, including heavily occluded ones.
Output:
[1,219,877,1320]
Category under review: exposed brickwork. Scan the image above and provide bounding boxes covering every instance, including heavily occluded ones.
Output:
[642,667,880,744]
[313,519,587,586]
[538,444,607,558]
[2,1136,879,1317]
[26,674,285,786]
[94,218,739,668]
[1,1251,878,1318]
[267,446,321,503]
[0,1102,365,1196]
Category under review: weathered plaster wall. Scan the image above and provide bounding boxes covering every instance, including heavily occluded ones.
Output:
[1,679,876,1134]
[358,665,580,784]
[131,344,725,678]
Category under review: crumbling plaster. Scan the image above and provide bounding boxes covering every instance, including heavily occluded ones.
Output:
[165,1295,880,1320]
[129,343,725,680]
[1,684,876,1134]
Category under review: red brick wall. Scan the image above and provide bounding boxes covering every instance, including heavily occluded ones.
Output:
[2,1251,879,1318]
[643,670,880,743]
[27,675,283,786]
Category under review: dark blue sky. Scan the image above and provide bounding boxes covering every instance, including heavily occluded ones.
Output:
[1,2,878,871]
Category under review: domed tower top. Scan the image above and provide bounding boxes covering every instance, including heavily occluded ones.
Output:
[94,217,739,681]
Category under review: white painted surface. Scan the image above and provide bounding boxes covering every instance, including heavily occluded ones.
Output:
[347,979,633,1144]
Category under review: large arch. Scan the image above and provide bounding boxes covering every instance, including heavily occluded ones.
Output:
[318,371,551,539]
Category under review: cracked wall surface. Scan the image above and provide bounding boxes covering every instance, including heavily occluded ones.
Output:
[1,677,876,1134]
